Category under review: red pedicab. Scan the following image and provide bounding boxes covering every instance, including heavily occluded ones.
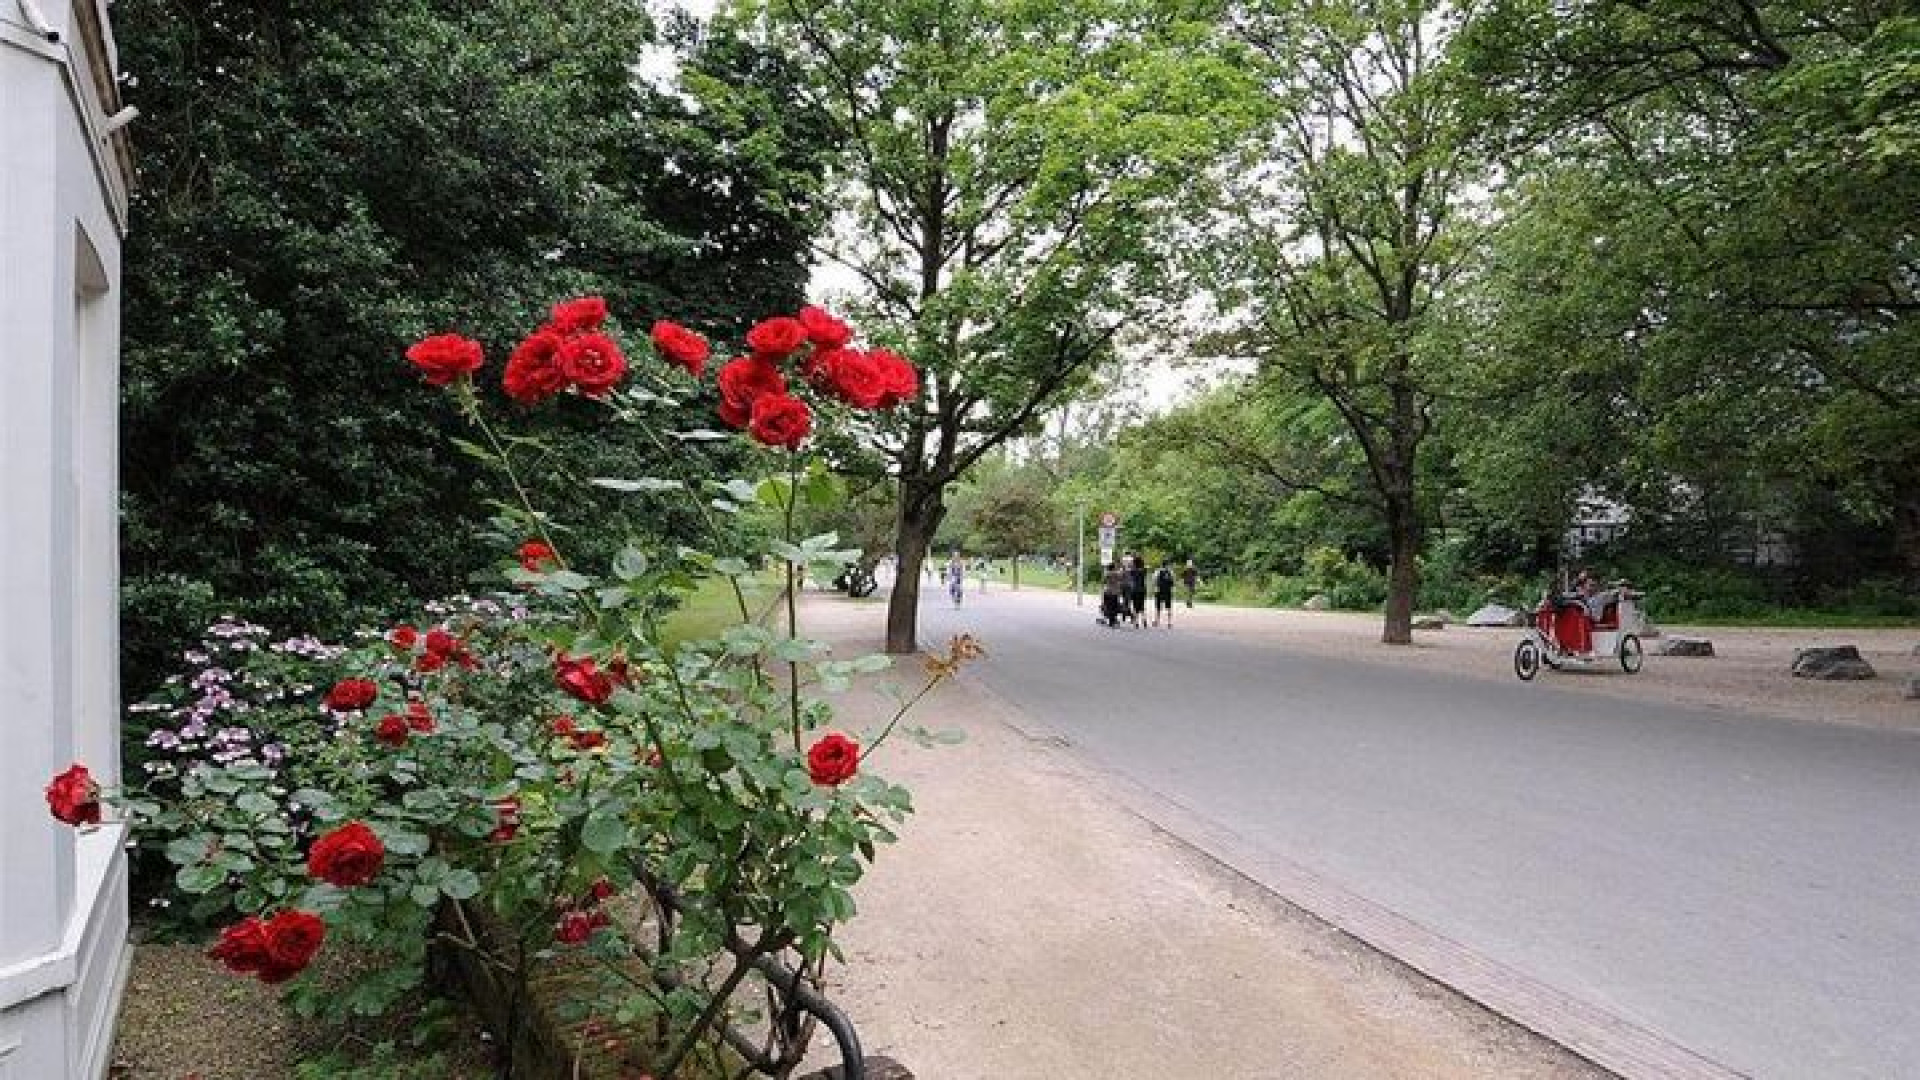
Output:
[1513,582,1646,681]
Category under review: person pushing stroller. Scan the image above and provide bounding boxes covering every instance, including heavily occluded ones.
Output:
[1099,560,1134,628]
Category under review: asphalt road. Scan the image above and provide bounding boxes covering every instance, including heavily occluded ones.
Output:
[913,586,1920,1080]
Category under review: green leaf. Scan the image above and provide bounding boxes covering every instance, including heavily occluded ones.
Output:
[440,869,481,900]
[675,429,732,442]
[176,863,225,894]
[581,812,628,855]
[713,557,751,576]
[591,476,682,493]
[612,546,649,581]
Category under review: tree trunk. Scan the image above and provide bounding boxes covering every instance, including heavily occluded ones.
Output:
[886,480,947,654]
[1382,489,1418,645]
[1011,554,1021,590]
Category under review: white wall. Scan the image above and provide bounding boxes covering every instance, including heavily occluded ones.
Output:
[0,3,131,1077]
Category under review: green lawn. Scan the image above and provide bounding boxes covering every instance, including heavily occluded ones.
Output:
[659,572,781,650]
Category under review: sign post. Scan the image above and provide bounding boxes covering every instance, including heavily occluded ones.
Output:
[1097,511,1118,569]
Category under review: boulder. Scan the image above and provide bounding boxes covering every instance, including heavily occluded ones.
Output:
[1434,609,1458,625]
[1907,675,1920,701]
[1302,594,1330,611]
[1790,645,1876,681]
[1467,603,1526,628]
[1659,636,1715,658]
[1411,616,1446,631]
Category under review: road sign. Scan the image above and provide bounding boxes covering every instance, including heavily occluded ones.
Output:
[1100,511,1118,528]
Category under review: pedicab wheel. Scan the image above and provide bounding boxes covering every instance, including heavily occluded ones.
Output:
[1514,638,1541,681]
[1619,634,1644,674]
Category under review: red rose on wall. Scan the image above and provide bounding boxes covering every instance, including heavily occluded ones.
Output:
[569,729,608,751]
[550,715,578,737]
[406,333,484,386]
[388,625,418,651]
[555,655,615,705]
[806,733,860,787]
[650,320,711,377]
[405,701,435,733]
[745,315,808,359]
[45,763,101,826]
[374,714,410,747]
[307,821,386,887]
[748,393,812,450]
[550,296,609,335]
[504,329,569,405]
[323,678,378,713]
[557,333,628,397]
[518,539,558,572]
[797,305,854,350]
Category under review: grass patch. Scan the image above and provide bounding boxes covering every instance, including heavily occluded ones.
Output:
[1665,611,1920,629]
[659,572,780,650]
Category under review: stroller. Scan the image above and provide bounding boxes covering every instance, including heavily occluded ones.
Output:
[1098,588,1138,628]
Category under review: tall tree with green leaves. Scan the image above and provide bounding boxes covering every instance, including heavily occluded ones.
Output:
[116,0,828,688]
[1206,0,1483,643]
[736,0,1255,651]
[1459,2,1920,579]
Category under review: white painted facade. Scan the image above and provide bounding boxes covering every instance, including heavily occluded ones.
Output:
[0,2,133,1077]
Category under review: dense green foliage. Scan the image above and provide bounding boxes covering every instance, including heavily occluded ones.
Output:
[737,0,1260,650]
[118,0,828,692]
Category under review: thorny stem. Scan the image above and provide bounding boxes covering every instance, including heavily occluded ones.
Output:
[657,935,772,1077]
[784,449,803,752]
[455,380,563,567]
[624,403,754,626]
[860,669,951,760]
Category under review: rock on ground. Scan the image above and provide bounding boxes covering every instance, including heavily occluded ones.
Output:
[1791,645,1877,680]
[1659,636,1715,658]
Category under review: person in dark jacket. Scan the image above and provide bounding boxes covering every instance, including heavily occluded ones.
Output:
[1123,552,1148,628]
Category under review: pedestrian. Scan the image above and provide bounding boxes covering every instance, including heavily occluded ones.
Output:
[1152,561,1176,627]
[1124,552,1148,628]
[1180,559,1200,608]
[1100,559,1129,627]
[945,551,966,608]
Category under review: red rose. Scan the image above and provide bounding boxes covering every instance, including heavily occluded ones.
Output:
[827,349,890,409]
[415,651,445,674]
[748,393,812,450]
[717,398,750,429]
[209,916,271,975]
[799,346,847,393]
[797,305,854,350]
[518,540,558,572]
[388,625,418,651]
[424,628,456,658]
[550,715,577,737]
[307,821,386,887]
[406,333,484,387]
[550,296,609,335]
[569,730,607,751]
[489,797,521,843]
[586,878,616,904]
[745,315,808,359]
[557,333,628,398]
[504,329,569,405]
[45,763,101,826]
[324,678,378,713]
[717,356,786,410]
[259,910,326,982]
[374,714,410,747]
[555,655,615,705]
[870,347,919,407]
[806,733,860,787]
[405,701,435,733]
[555,909,610,945]
[650,320,710,377]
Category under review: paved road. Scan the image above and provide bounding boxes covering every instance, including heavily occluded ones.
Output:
[913,588,1920,1079]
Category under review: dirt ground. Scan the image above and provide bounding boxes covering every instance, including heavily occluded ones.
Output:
[1174,603,1920,734]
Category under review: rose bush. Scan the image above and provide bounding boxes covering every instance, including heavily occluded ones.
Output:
[67,300,970,1076]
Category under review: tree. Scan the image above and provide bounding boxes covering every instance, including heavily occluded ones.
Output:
[116,0,828,688]
[1458,1,1920,581]
[968,477,1057,588]
[739,0,1255,652]
[1206,0,1484,643]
